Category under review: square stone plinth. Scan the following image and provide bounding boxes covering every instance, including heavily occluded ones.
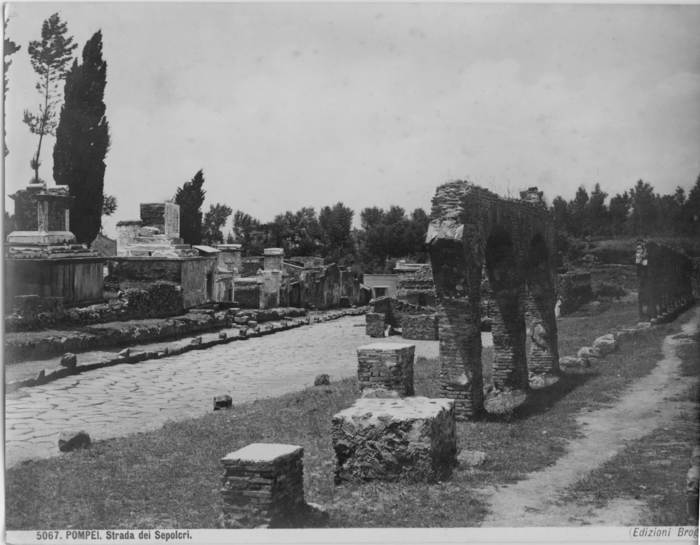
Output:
[220,443,305,528]
[357,342,415,396]
[332,397,456,482]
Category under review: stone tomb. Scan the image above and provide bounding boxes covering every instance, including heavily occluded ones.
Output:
[219,443,305,529]
[357,342,415,396]
[332,397,456,482]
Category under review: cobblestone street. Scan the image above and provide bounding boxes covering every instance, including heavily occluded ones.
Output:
[5,316,456,468]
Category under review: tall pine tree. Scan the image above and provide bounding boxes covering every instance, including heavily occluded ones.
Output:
[174,170,206,245]
[53,30,110,246]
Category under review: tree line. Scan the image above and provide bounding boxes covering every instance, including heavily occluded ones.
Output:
[551,176,700,239]
[173,171,429,274]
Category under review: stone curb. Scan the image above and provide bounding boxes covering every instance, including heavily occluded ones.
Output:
[560,298,697,371]
[6,308,367,393]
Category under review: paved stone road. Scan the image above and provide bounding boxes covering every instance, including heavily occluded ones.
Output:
[7,316,468,468]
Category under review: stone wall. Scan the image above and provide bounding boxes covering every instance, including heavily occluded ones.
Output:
[235,282,262,309]
[8,185,70,232]
[356,343,415,395]
[401,314,438,340]
[636,240,694,322]
[6,282,185,332]
[396,265,436,307]
[139,202,180,239]
[557,271,593,316]
[426,181,559,419]
[368,296,435,329]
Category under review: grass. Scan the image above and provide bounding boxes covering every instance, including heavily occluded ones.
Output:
[559,329,700,525]
[4,301,690,529]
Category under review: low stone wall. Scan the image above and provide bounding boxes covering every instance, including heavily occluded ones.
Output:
[401,314,438,340]
[332,397,456,482]
[557,272,593,315]
[365,313,385,337]
[6,282,185,332]
[367,296,435,334]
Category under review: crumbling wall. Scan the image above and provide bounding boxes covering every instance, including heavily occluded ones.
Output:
[636,240,693,322]
[426,181,558,419]
[368,296,435,329]
[396,265,436,306]
[557,271,593,315]
[235,282,262,309]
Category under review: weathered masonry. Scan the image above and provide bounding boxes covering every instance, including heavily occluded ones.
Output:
[636,240,693,322]
[426,182,559,418]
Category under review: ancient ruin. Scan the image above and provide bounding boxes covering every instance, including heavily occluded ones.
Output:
[426,181,559,418]
[636,240,694,322]
[5,184,104,312]
[332,397,456,482]
[356,342,415,396]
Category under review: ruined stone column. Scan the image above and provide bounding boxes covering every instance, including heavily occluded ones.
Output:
[264,248,284,271]
[37,200,49,232]
[426,192,484,419]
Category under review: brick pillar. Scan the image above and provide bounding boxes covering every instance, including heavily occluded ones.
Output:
[428,242,484,420]
[64,208,70,232]
[526,290,560,388]
[220,443,305,529]
[357,342,415,396]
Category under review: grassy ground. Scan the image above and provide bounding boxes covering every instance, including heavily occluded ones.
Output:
[559,329,700,526]
[5,301,689,529]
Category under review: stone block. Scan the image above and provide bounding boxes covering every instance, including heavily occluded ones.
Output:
[313,374,331,387]
[58,430,91,452]
[332,397,456,482]
[559,356,590,369]
[616,328,637,342]
[219,332,227,340]
[365,312,385,338]
[214,395,233,411]
[190,336,202,346]
[577,346,602,361]
[247,320,259,329]
[233,316,248,325]
[401,314,438,341]
[592,334,618,355]
[457,450,486,468]
[60,352,77,369]
[357,342,415,396]
[118,348,131,358]
[219,443,305,529]
[636,322,652,331]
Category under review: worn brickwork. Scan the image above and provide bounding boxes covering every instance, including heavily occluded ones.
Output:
[367,295,436,330]
[332,397,456,482]
[426,181,559,418]
[365,312,385,337]
[396,265,436,306]
[220,444,305,528]
[401,314,438,340]
[557,272,593,315]
[357,342,415,395]
[636,240,694,322]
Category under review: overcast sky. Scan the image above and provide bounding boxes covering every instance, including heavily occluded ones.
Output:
[4,3,700,238]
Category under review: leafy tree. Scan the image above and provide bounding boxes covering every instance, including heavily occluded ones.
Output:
[319,202,355,265]
[174,170,206,245]
[608,191,630,236]
[24,13,77,184]
[685,173,700,235]
[102,194,117,217]
[567,186,589,237]
[231,210,263,255]
[202,203,233,245]
[269,207,322,256]
[585,183,608,236]
[4,17,20,156]
[551,196,570,233]
[53,30,109,246]
[629,179,658,237]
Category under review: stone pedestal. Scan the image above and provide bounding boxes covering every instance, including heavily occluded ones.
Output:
[220,443,305,529]
[357,342,415,396]
[332,397,456,482]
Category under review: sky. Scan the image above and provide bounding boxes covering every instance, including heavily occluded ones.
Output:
[4,3,700,238]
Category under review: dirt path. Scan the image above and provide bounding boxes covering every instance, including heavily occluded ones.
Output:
[479,305,700,527]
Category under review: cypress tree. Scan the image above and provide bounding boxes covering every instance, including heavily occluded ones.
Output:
[53,30,110,246]
[174,170,206,245]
